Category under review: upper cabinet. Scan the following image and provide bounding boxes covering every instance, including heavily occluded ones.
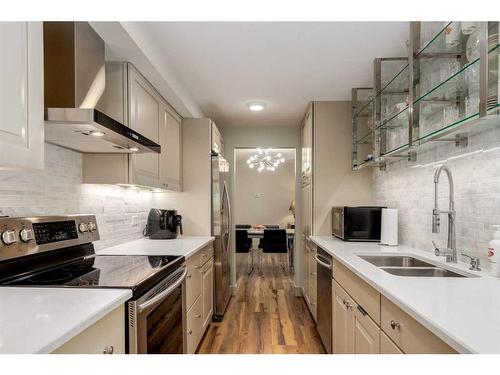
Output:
[352,21,500,171]
[301,103,313,187]
[0,22,44,170]
[84,62,182,191]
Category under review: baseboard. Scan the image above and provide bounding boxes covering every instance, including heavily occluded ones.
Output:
[230,283,238,296]
[294,284,303,297]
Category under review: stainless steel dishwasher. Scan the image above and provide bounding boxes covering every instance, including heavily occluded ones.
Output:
[315,247,333,353]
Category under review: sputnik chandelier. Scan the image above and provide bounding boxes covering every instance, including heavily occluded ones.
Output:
[246,148,285,172]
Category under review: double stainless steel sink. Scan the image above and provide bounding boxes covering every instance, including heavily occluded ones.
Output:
[358,255,476,278]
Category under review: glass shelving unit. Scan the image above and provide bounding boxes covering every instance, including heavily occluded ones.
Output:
[351,21,500,171]
[374,58,410,159]
[411,21,500,147]
[351,88,375,169]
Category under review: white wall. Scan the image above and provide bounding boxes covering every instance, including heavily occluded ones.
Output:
[373,122,500,267]
[221,125,301,290]
[235,148,295,229]
[0,143,156,250]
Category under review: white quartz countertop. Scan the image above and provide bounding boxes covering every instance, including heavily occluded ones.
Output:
[309,236,500,354]
[97,236,215,259]
[0,287,131,354]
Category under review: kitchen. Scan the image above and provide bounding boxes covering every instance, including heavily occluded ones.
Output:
[1,1,500,372]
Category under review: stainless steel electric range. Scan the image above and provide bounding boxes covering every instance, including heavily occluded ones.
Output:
[0,215,186,354]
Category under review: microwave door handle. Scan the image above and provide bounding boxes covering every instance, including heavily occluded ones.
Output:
[137,267,187,314]
[314,254,332,269]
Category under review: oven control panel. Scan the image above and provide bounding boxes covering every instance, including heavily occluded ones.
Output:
[0,215,99,262]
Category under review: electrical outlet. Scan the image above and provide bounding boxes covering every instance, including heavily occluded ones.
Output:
[254,193,262,199]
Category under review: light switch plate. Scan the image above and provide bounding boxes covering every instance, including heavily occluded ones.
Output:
[254,193,262,199]
[131,215,139,227]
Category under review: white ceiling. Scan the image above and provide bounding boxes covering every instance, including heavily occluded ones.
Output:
[131,22,408,127]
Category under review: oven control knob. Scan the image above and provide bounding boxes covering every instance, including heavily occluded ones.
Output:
[20,228,34,243]
[78,223,89,233]
[87,221,97,232]
[2,230,17,245]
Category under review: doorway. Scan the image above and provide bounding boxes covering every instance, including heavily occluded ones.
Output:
[233,148,296,279]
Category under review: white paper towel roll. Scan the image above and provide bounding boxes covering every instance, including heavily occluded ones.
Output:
[381,208,398,246]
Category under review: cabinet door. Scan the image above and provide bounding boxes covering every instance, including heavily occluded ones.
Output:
[0,22,43,169]
[352,306,380,354]
[186,296,203,354]
[301,103,313,184]
[332,281,352,354]
[159,105,182,191]
[380,331,404,354]
[201,258,214,329]
[128,64,160,187]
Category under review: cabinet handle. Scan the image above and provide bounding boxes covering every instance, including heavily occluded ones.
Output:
[103,345,114,354]
[390,320,400,330]
[195,314,202,318]
[310,272,316,276]
[187,329,193,335]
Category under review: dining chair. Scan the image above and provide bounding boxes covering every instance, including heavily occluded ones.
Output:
[235,229,254,274]
[258,229,288,273]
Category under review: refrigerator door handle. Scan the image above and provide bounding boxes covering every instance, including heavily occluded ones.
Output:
[222,180,231,254]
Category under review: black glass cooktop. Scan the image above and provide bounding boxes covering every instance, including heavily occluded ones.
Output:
[4,255,184,297]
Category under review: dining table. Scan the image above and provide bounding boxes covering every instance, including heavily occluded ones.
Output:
[244,228,295,273]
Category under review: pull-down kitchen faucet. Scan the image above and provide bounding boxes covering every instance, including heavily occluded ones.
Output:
[432,165,457,263]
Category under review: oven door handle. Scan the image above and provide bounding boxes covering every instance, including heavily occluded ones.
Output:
[314,254,332,270]
[137,267,187,314]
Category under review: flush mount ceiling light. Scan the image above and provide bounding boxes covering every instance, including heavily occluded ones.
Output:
[247,102,266,112]
[246,148,285,172]
[89,130,105,137]
[129,147,139,152]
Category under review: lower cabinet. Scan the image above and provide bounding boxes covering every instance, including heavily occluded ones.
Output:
[185,244,214,354]
[332,280,380,354]
[201,258,214,330]
[380,331,403,354]
[52,305,125,354]
[328,250,458,355]
[304,240,317,321]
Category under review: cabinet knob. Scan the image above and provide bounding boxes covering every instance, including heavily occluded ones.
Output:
[187,274,192,279]
[187,329,193,335]
[390,320,400,330]
[103,345,114,354]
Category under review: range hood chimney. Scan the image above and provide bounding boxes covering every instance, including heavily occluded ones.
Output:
[43,22,160,154]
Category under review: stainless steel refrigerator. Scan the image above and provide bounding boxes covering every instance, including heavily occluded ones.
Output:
[211,154,232,320]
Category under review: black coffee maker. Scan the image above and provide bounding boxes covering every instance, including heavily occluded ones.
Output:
[144,209,183,239]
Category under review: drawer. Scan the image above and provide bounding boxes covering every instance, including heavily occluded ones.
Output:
[333,260,380,324]
[381,296,456,354]
[380,331,403,354]
[186,255,202,309]
[186,295,203,354]
[199,245,214,266]
[52,305,125,354]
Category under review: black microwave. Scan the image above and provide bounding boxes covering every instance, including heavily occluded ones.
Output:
[332,206,385,242]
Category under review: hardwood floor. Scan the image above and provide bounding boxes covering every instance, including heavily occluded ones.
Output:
[197,253,325,354]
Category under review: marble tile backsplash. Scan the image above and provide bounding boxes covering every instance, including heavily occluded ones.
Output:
[0,144,154,250]
[373,122,500,267]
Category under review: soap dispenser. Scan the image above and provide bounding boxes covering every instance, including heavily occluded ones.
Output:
[488,225,500,277]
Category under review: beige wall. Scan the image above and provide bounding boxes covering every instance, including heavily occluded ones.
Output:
[235,148,295,229]
[313,101,373,236]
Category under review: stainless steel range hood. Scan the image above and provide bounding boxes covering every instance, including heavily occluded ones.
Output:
[43,22,160,154]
